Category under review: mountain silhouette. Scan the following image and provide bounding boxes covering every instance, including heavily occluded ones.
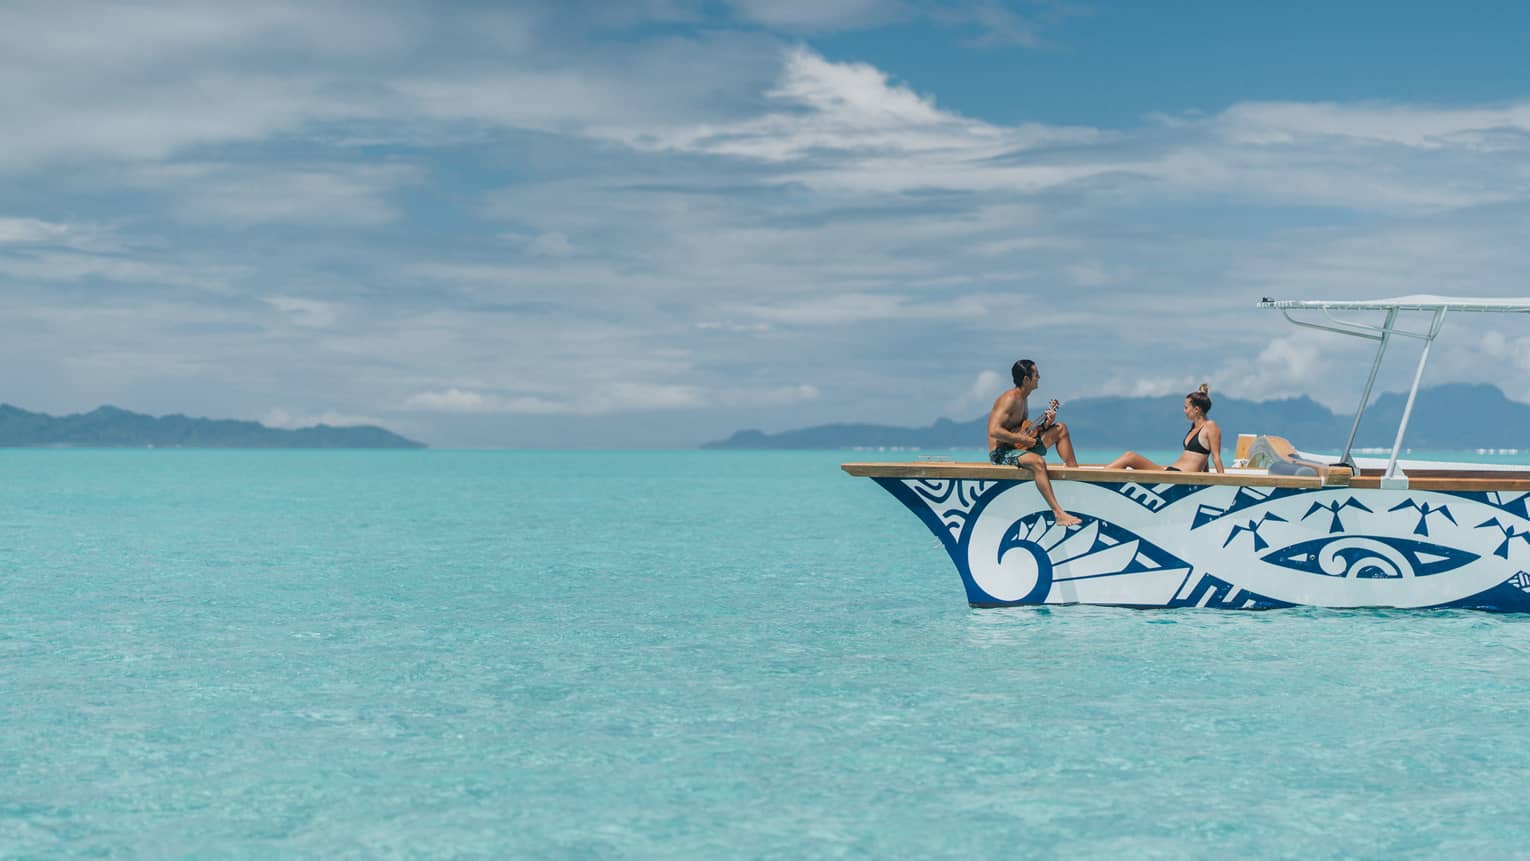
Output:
[0,403,424,448]
[703,383,1529,452]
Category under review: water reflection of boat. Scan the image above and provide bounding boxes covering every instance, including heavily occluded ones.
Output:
[843,297,1530,610]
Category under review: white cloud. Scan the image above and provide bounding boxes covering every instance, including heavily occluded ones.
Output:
[1215,101,1530,149]
[402,388,501,414]
[138,163,418,227]
[399,380,816,417]
[264,295,340,328]
[263,407,384,429]
[695,320,772,333]
[964,4,1041,47]
[1136,377,1198,398]
[736,291,997,326]
[726,0,903,32]
[719,383,821,406]
[1214,332,1340,403]
[0,251,241,292]
[5,10,1530,446]
[402,382,707,416]
[615,47,1530,214]
[949,369,1005,415]
[0,217,70,244]
[1064,261,1127,287]
[637,46,1101,173]
[528,232,574,256]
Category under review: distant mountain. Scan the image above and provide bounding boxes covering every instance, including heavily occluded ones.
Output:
[0,404,425,448]
[703,383,1530,452]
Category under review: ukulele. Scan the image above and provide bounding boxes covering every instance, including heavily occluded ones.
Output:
[1025,399,1062,439]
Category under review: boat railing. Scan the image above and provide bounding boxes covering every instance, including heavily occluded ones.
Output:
[1259,295,1530,486]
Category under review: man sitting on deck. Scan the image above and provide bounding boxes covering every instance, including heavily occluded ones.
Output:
[987,359,1082,527]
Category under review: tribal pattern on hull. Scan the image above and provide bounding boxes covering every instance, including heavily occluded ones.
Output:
[873,479,1530,611]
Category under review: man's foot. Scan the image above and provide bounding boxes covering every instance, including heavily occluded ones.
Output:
[1054,511,1083,527]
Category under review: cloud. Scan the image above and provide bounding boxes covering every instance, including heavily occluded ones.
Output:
[402,382,707,416]
[401,388,502,413]
[263,407,385,429]
[1064,261,1127,287]
[401,380,817,416]
[635,46,1102,174]
[735,292,999,326]
[695,320,772,333]
[1210,330,1363,406]
[0,250,241,292]
[726,0,904,32]
[5,9,1530,447]
[949,369,1005,414]
[0,217,70,244]
[962,4,1041,47]
[0,1,415,171]
[1214,101,1530,149]
[619,47,1530,214]
[138,163,419,227]
[528,232,574,256]
[1474,330,1530,400]
[725,0,1084,45]
[721,383,820,406]
[263,295,340,328]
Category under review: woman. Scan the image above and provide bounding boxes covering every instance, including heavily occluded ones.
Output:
[1106,384,1225,474]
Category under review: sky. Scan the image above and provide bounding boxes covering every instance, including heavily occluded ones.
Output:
[3,0,1530,448]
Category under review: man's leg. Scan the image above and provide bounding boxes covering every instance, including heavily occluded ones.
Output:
[1018,452,1082,526]
[1043,422,1077,467]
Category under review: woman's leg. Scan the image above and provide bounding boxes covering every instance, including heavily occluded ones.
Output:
[1105,451,1159,470]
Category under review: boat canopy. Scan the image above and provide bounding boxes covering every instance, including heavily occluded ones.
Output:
[1259,295,1530,485]
[1260,295,1530,313]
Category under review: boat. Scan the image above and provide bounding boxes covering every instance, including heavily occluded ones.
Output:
[842,296,1530,610]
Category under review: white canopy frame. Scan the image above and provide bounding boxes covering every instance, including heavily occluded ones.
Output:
[1257,296,1530,483]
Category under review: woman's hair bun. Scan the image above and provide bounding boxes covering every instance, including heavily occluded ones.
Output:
[1198,383,1210,395]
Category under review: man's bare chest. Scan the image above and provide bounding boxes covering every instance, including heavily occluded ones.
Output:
[1002,398,1029,429]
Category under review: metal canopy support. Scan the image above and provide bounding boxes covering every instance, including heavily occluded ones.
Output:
[1384,307,1448,480]
[1339,308,1397,469]
[1261,297,1530,484]
[1267,304,1448,483]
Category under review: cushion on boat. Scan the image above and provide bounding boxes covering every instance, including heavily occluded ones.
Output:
[1267,460,1318,477]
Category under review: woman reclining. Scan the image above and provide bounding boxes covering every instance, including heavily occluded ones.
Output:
[1106,384,1225,474]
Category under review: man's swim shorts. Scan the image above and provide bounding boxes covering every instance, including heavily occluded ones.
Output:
[990,441,1047,465]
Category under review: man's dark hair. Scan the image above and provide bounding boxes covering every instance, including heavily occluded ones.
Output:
[1012,359,1037,388]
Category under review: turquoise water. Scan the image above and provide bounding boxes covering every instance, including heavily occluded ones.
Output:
[6,449,1530,859]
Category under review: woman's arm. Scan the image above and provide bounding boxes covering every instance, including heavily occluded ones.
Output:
[1206,421,1225,474]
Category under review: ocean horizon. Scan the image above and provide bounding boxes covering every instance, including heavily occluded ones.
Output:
[7,449,1530,858]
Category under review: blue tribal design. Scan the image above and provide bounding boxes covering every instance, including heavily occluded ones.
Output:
[1222,513,1289,551]
[1474,517,1530,559]
[1114,480,1212,512]
[877,476,1530,611]
[1388,499,1456,536]
[1262,535,1478,578]
[1169,574,1289,610]
[1302,497,1373,533]
[1190,485,1307,530]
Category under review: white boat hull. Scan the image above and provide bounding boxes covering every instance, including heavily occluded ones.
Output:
[874,476,1530,610]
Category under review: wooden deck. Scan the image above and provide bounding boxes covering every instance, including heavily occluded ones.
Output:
[840,462,1530,492]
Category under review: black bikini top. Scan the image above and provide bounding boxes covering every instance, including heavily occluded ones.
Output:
[1183,425,1212,455]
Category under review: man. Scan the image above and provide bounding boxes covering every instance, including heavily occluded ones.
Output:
[986,358,1082,527]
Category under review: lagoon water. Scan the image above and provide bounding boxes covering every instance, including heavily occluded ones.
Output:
[6,449,1530,858]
